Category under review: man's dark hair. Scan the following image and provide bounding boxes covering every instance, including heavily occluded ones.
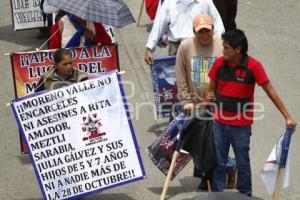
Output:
[222,29,248,55]
[53,48,72,64]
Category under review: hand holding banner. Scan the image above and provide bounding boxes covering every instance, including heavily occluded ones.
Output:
[261,129,293,199]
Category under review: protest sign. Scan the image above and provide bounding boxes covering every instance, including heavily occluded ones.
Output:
[10,44,119,154]
[146,113,191,180]
[11,0,45,31]
[103,25,117,43]
[11,72,146,200]
[150,56,178,118]
[150,56,215,118]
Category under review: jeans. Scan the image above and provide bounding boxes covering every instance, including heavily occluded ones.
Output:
[212,121,252,196]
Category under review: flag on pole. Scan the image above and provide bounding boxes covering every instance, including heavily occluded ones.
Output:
[261,129,293,195]
[146,113,192,180]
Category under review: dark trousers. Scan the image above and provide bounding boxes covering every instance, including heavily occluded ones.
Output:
[213,0,238,31]
[212,121,252,196]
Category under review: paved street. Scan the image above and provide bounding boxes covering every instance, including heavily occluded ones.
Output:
[1,0,300,199]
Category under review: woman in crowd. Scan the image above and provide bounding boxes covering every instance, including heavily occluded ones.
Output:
[35,48,87,92]
[49,12,112,49]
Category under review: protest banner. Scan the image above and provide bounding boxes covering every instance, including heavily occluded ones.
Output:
[11,72,146,200]
[103,25,117,43]
[150,56,178,118]
[146,113,191,180]
[10,44,119,154]
[150,56,216,118]
[11,0,45,31]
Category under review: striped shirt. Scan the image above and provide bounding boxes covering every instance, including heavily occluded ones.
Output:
[208,56,269,126]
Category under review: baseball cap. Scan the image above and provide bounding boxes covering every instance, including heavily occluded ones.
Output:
[193,13,213,32]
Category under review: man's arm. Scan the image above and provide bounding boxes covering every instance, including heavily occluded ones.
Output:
[262,81,297,132]
[145,48,154,65]
[144,0,170,64]
[175,44,193,115]
[206,58,220,106]
[206,80,217,102]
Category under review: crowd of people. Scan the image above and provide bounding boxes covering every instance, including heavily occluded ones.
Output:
[144,0,297,197]
[37,1,112,49]
[32,0,297,198]
[33,1,113,92]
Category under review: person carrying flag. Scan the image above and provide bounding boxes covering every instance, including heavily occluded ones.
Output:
[207,29,297,196]
[49,13,112,49]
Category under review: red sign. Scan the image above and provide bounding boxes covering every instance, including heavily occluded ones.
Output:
[10,44,119,154]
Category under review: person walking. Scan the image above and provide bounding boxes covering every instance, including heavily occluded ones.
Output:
[207,29,297,196]
[144,0,225,65]
[176,13,237,191]
[176,13,222,115]
[49,13,112,49]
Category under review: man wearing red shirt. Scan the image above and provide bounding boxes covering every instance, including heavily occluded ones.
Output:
[208,29,297,196]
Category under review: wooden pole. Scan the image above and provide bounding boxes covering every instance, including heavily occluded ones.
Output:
[137,0,145,26]
[207,180,212,192]
[272,168,285,200]
[160,151,179,200]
